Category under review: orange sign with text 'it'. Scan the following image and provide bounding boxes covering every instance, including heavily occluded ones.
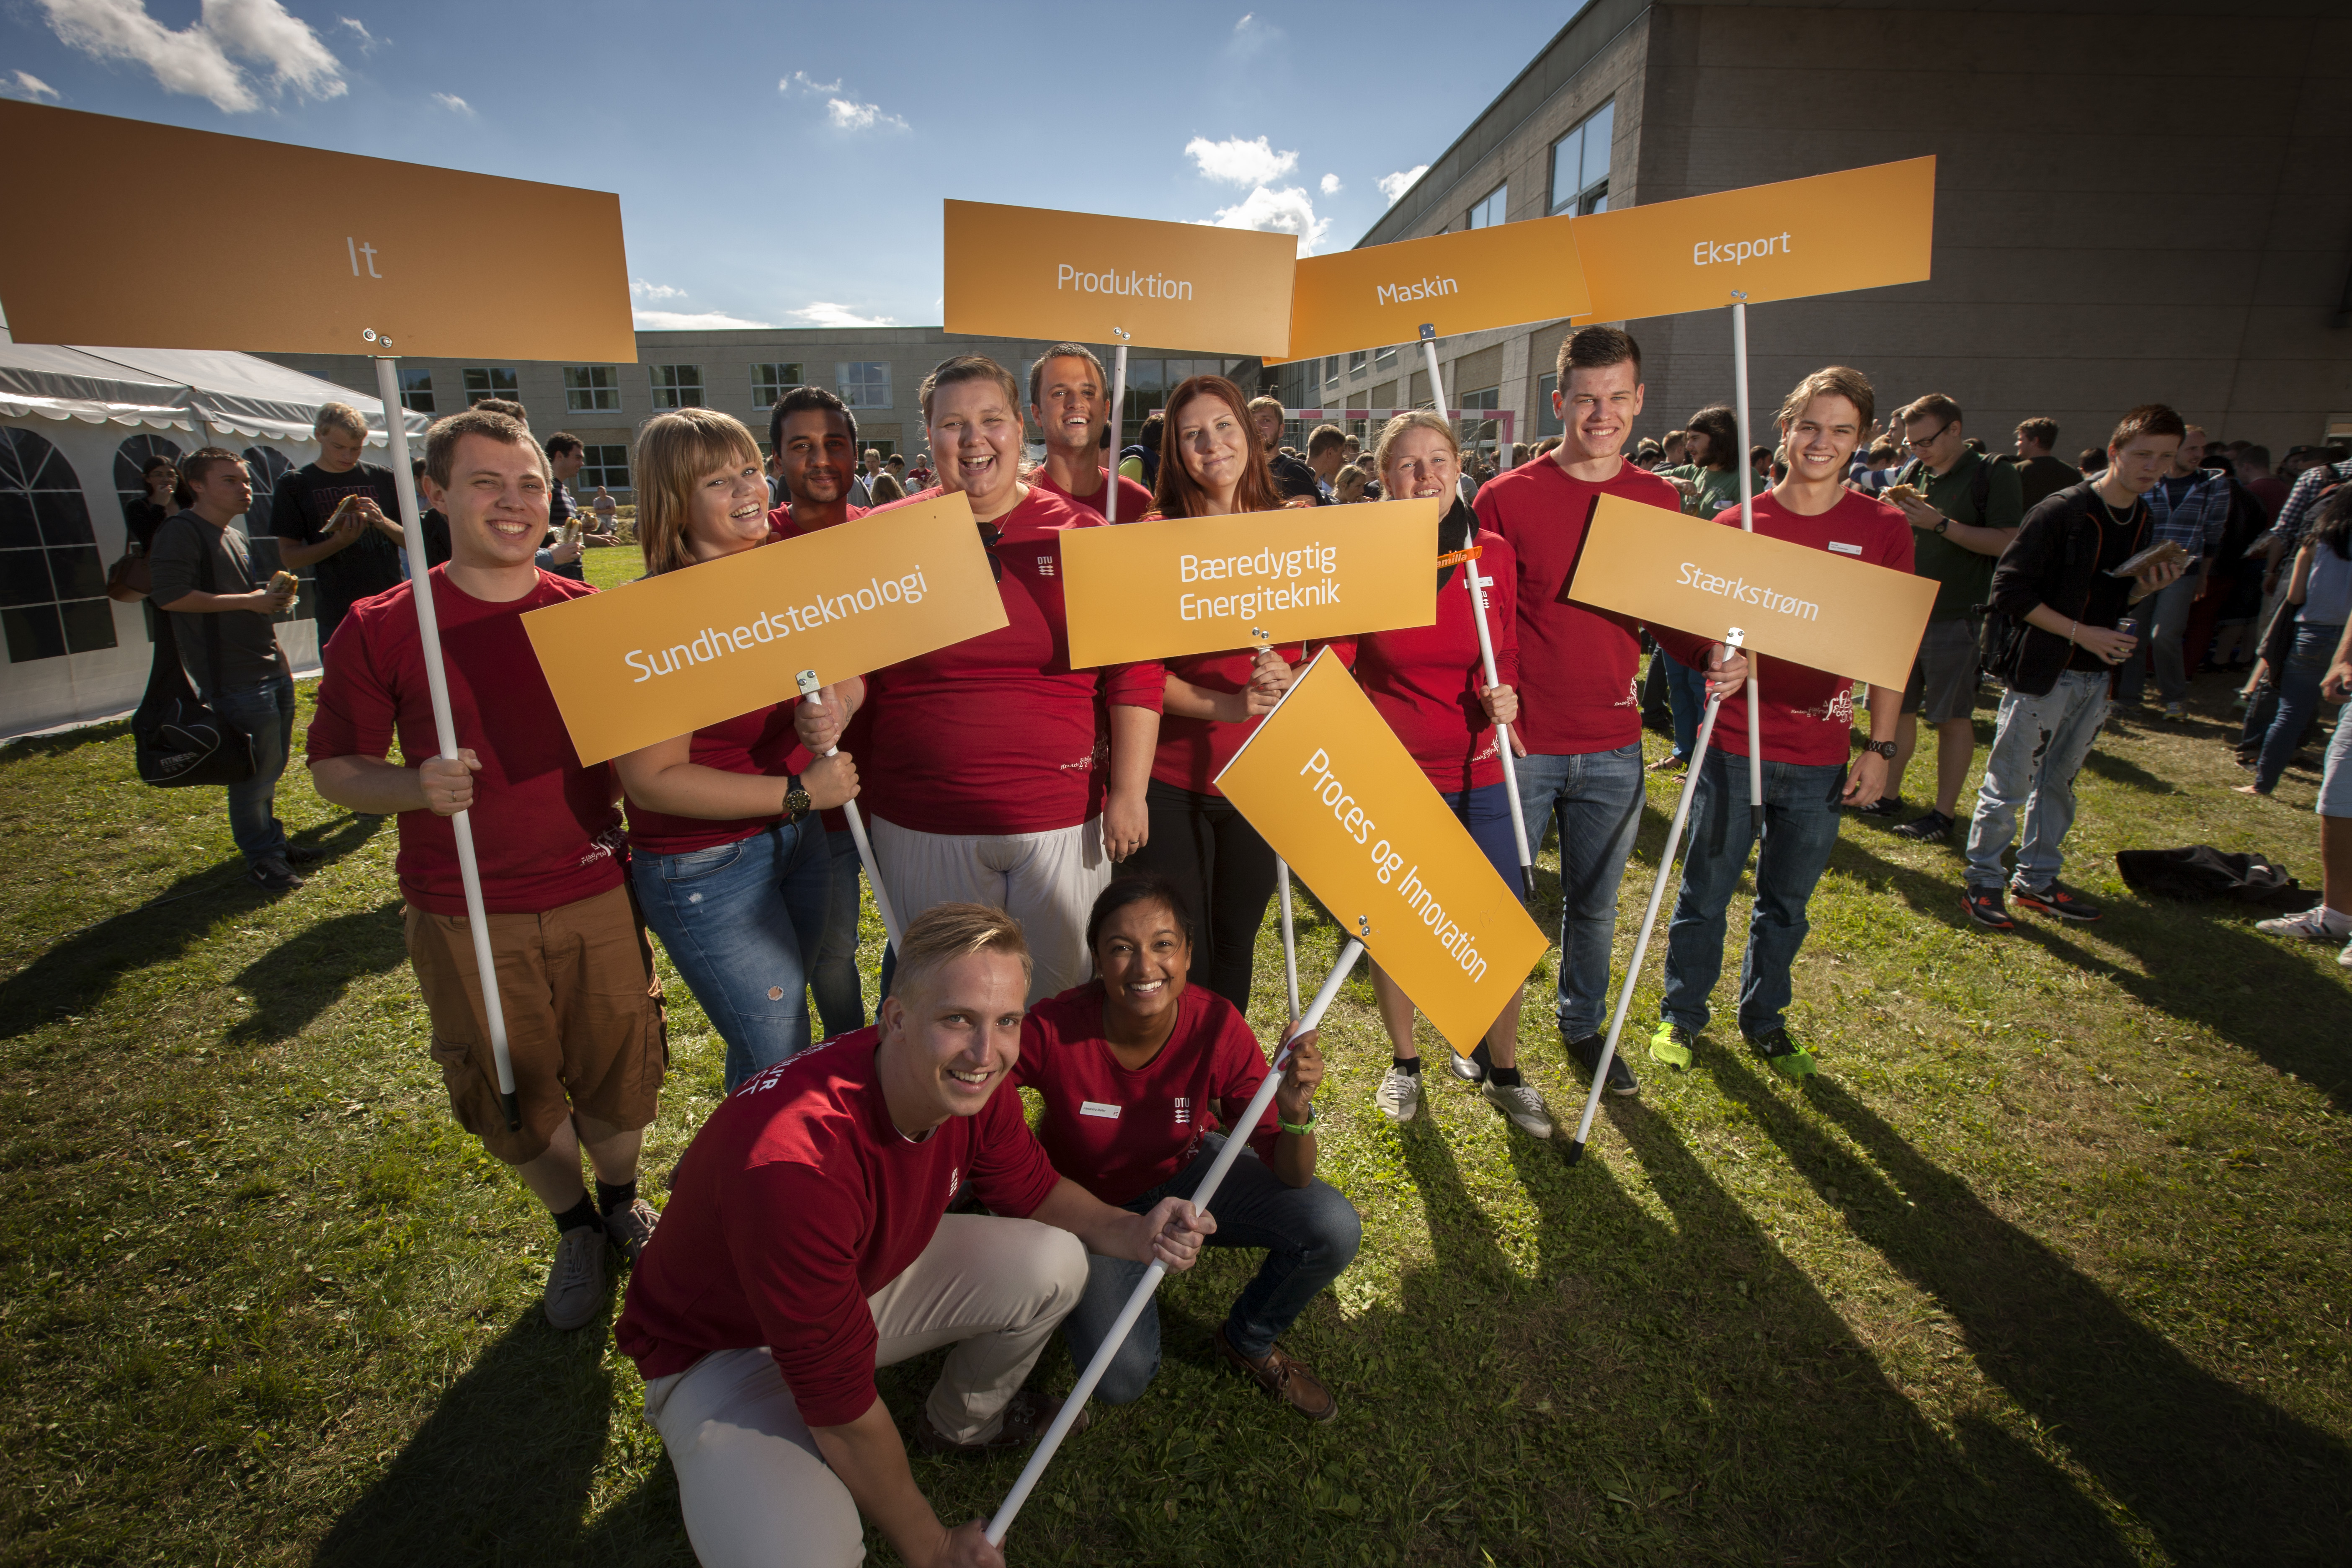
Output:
[942,201,1297,357]
[522,494,1006,766]
[1566,493,1935,693]
[1572,157,1935,323]
[0,101,634,361]
[1216,650,1547,1054]
[1274,214,1593,364]
[1058,498,1440,668]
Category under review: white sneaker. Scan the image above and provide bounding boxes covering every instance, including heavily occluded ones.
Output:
[1374,1065,1421,1123]
[2340,937,2352,970]
[1482,1080,1555,1139]
[2256,906,2352,942]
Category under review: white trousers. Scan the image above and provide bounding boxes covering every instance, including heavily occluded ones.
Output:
[868,814,1110,1002]
[642,1213,1088,1568]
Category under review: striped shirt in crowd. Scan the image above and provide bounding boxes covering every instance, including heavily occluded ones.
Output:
[2144,467,2233,560]
[2269,457,2352,548]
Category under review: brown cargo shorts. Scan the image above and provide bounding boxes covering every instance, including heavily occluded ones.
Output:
[404,880,668,1164]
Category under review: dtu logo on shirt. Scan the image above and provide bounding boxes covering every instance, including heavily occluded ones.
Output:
[947,1166,962,1205]
[1172,1096,1192,1125]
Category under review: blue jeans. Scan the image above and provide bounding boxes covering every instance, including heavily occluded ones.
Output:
[1661,747,1847,1038]
[809,828,868,1037]
[211,672,294,865]
[2113,570,2199,704]
[2252,623,2344,794]
[1060,1134,1361,1401]
[1964,670,2110,892]
[630,821,828,1091]
[1661,653,1708,761]
[1514,742,1645,1039]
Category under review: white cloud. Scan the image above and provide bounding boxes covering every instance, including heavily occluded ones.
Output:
[1203,184,1330,257]
[1319,172,1341,196]
[629,278,686,302]
[789,301,896,329]
[1227,11,1282,57]
[337,16,376,50]
[777,69,842,94]
[825,96,906,132]
[1186,134,1296,187]
[9,70,62,100]
[1378,165,1429,205]
[430,90,472,116]
[36,0,345,113]
[634,309,777,331]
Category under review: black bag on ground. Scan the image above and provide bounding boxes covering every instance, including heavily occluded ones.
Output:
[129,521,258,789]
[2114,846,2309,910]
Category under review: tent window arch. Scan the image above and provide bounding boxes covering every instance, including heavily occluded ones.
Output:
[114,433,184,523]
[1,428,116,664]
[242,445,309,624]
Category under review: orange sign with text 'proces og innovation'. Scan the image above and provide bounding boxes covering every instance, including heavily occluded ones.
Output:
[1566,493,1935,693]
[1274,214,1593,365]
[1057,498,1441,668]
[522,494,1007,766]
[942,201,1297,358]
[1215,650,1548,1055]
[1571,156,1935,324]
[0,100,633,361]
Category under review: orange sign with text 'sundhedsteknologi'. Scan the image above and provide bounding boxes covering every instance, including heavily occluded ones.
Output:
[1275,214,1592,364]
[942,201,1297,357]
[522,494,1007,766]
[1566,493,1935,693]
[1059,498,1440,668]
[1571,157,1935,324]
[1215,650,1547,1054]
[0,101,634,361]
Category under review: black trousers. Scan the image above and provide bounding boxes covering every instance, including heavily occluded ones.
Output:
[1129,779,1278,1013]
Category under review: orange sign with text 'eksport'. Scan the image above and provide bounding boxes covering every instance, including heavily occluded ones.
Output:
[942,201,1297,357]
[0,101,634,361]
[1273,214,1593,365]
[1566,493,1935,693]
[1216,650,1547,1054]
[523,494,1006,766]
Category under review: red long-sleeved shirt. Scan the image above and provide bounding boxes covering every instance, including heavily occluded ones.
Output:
[1353,531,1521,793]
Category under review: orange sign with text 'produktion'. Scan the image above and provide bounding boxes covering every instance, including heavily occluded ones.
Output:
[1567,493,1935,693]
[0,100,634,361]
[943,201,1297,357]
[1216,650,1547,1054]
[1059,497,1441,668]
[523,495,1006,766]
[1274,213,1592,364]
[1571,156,1935,324]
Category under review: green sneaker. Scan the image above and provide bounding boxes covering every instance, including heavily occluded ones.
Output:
[1648,1020,1696,1068]
[1747,1027,1818,1079]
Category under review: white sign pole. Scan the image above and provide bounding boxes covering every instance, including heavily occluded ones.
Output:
[1104,335,1129,524]
[1276,862,1302,1021]
[372,353,520,1132]
[794,669,902,951]
[1730,297,1765,832]
[1420,324,1534,898]
[1566,630,1745,1165]
[986,926,1370,1547]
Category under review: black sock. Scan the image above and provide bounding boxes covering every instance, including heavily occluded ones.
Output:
[1489,1066,1522,1087]
[553,1194,603,1235]
[596,1179,637,1217]
[1393,1055,1421,1076]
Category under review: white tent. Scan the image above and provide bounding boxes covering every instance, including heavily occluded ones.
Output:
[0,345,429,739]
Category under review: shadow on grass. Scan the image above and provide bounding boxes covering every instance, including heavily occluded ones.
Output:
[312,1312,624,1568]
[2078,746,2182,794]
[227,898,407,1046]
[0,719,132,762]
[0,815,381,1041]
[1710,1055,2352,1563]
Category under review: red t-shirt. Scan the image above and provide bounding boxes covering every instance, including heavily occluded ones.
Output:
[1473,456,1712,755]
[766,501,869,540]
[305,568,624,915]
[1354,531,1522,794]
[614,1027,1061,1425]
[1153,639,1356,796]
[859,485,1163,836]
[1030,464,1156,524]
[1013,981,1279,1206]
[623,703,815,857]
[1704,489,1914,768]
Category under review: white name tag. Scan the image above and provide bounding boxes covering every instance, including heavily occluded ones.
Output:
[1827,541,1863,556]
[1080,1101,1122,1119]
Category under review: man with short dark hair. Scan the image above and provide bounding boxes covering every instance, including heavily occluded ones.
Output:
[2009,418,2081,508]
[1026,344,1154,520]
[471,397,529,426]
[541,433,587,581]
[1305,423,1348,500]
[2115,421,2232,718]
[271,402,405,651]
[152,448,307,891]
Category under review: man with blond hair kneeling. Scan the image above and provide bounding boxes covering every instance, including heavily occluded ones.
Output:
[616,903,1215,1568]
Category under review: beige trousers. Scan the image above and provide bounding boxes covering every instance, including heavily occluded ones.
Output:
[642,1214,1088,1568]
[867,814,1109,1003]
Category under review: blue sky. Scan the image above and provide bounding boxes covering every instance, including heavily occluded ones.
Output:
[2,0,1584,331]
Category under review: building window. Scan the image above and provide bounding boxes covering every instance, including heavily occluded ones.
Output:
[1347,350,1368,374]
[1375,345,1396,370]
[650,365,705,410]
[1459,386,1500,413]
[1550,100,1614,216]
[1322,356,1339,384]
[838,361,890,410]
[579,444,630,491]
[398,367,436,413]
[564,365,620,413]
[1466,184,1508,230]
[750,362,805,406]
[463,367,518,405]
[1536,372,1564,438]
[0,427,114,663]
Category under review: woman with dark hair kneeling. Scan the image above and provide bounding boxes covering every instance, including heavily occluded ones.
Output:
[1015,875,1360,1421]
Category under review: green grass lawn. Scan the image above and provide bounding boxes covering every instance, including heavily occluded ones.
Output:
[3,578,2347,1564]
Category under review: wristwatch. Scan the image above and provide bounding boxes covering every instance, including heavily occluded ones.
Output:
[782,774,811,822]
[1859,740,1897,760]
[1934,517,1952,535]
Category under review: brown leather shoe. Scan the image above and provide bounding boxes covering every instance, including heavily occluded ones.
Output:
[1217,1325,1338,1421]
[913,1385,1090,1456]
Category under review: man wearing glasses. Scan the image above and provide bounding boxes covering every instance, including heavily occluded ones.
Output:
[1859,394,2022,841]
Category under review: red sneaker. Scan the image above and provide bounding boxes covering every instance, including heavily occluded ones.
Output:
[2009,880,2103,922]
[1960,885,2014,932]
